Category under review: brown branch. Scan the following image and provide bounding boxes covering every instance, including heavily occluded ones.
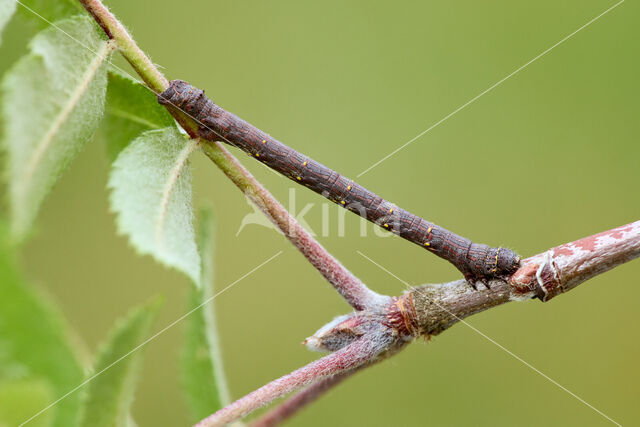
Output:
[200,143,387,310]
[409,220,640,336]
[250,369,359,427]
[511,220,640,301]
[196,332,398,427]
[202,221,638,426]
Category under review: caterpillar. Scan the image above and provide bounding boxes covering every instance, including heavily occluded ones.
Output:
[158,80,520,287]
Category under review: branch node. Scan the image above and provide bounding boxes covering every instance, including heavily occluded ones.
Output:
[385,294,420,339]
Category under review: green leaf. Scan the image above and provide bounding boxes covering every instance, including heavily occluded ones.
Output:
[102,71,175,161]
[1,15,112,240]
[108,127,201,284]
[0,378,53,427]
[0,223,85,427]
[16,0,82,28]
[181,208,230,422]
[79,299,161,427]
[0,0,17,45]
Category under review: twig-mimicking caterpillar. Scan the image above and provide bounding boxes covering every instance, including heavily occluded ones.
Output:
[158,80,521,287]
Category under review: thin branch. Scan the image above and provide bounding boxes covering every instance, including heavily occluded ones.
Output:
[196,334,392,427]
[206,221,639,425]
[77,0,383,310]
[78,0,167,92]
[511,220,640,301]
[201,143,387,310]
[251,365,368,427]
[407,220,640,335]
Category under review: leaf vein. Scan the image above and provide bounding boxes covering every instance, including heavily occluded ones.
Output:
[20,40,114,194]
[106,108,163,129]
[155,138,201,251]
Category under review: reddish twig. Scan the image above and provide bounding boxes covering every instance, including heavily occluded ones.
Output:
[198,221,638,426]
[405,220,640,337]
[195,331,397,427]
[251,368,362,427]
[201,143,388,310]
[511,220,640,301]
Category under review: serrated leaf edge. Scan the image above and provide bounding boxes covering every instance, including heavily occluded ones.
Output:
[17,40,115,204]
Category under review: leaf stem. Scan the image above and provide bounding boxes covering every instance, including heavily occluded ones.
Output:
[78,0,167,92]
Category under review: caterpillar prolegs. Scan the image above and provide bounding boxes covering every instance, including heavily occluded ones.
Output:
[158,80,521,287]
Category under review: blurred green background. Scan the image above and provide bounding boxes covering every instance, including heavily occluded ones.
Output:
[1,0,639,425]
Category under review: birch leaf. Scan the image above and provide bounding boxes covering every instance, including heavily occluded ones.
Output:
[0,0,16,45]
[0,223,84,427]
[79,299,160,427]
[108,127,201,284]
[1,16,112,240]
[16,0,82,28]
[182,208,230,422]
[102,71,175,160]
[0,378,53,427]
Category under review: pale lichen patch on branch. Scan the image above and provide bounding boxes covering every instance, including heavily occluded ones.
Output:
[511,220,640,301]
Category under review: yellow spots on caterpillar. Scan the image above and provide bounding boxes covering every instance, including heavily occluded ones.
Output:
[389,208,394,214]
[296,176,301,181]
[347,185,352,191]
[341,201,346,205]
[427,226,432,234]
[384,223,389,228]
[303,161,308,166]
[256,153,260,157]
[424,242,430,247]
[262,139,267,144]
